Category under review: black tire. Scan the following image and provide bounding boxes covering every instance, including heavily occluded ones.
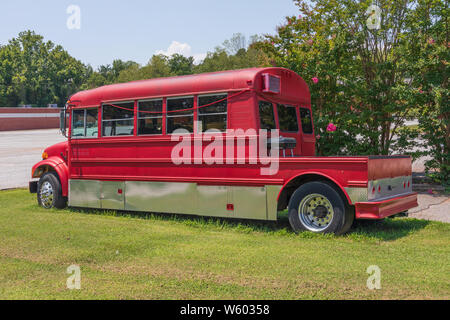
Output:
[288,181,354,235]
[37,172,67,209]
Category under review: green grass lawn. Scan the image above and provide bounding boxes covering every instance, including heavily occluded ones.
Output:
[0,189,449,300]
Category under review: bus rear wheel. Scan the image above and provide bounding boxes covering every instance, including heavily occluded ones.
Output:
[37,172,67,209]
[288,181,354,235]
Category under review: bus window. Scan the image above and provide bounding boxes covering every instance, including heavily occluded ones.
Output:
[259,101,276,130]
[300,108,313,134]
[167,97,194,134]
[277,104,299,132]
[72,110,85,138]
[198,94,227,132]
[72,109,98,139]
[138,99,163,135]
[102,102,134,137]
[86,109,98,137]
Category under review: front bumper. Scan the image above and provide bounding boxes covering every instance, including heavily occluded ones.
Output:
[355,193,418,219]
[29,181,38,194]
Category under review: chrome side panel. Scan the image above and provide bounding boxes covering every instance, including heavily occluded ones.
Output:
[101,181,125,210]
[345,187,368,204]
[266,185,282,221]
[368,176,413,201]
[197,185,233,218]
[69,180,101,208]
[232,186,267,220]
[125,181,198,215]
[69,179,282,221]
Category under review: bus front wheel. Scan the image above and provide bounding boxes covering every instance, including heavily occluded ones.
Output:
[37,172,67,209]
[288,181,354,235]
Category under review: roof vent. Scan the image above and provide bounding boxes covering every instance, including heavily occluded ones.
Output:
[262,73,281,94]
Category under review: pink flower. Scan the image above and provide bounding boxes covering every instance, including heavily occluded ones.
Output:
[326,123,337,132]
[316,135,321,139]
[307,39,314,46]
[312,77,319,84]
[428,189,433,195]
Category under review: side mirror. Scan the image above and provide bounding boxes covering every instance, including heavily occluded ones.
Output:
[60,107,67,137]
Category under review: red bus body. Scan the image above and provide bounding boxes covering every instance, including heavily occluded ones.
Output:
[31,68,418,222]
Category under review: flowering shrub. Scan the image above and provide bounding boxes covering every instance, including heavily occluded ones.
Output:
[404,0,449,186]
[326,123,336,132]
[255,0,448,185]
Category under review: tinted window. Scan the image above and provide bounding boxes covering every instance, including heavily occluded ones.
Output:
[138,99,163,135]
[167,97,194,134]
[259,101,276,130]
[277,104,299,132]
[102,102,134,137]
[198,94,227,132]
[300,108,313,134]
[86,109,98,137]
[72,110,85,138]
[72,109,98,138]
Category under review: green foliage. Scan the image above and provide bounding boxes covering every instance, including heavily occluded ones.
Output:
[168,54,194,76]
[254,0,448,184]
[0,31,87,107]
[402,0,449,185]
[257,0,424,157]
[195,34,270,73]
[81,33,269,89]
[0,32,269,104]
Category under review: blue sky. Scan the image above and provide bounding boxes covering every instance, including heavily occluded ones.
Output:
[0,0,299,68]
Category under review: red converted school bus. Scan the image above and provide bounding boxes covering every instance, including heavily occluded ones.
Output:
[30,67,418,234]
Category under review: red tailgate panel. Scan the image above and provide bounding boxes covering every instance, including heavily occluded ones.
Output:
[368,156,412,180]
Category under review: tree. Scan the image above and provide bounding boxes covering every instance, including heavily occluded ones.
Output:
[0,30,87,107]
[195,34,270,73]
[403,0,449,185]
[257,0,421,156]
[112,60,139,79]
[222,33,247,55]
[141,55,173,79]
[81,59,140,89]
[80,34,269,90]
[168,54,194,76]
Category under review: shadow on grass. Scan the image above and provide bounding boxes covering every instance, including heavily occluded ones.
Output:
[68,207,430,241]
[349,218,431,241]
[69,207,293,235]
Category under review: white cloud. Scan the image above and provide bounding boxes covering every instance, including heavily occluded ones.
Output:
[156,41,206,64]
[193,53,207,64]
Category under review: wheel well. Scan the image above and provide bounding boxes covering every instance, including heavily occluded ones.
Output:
[33,165,56,179]
[277,174,350,211]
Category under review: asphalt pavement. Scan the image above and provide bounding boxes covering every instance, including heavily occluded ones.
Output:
[0,129,66,190]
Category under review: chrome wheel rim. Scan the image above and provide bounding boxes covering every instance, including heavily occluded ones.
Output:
[298,194,334,232]
[40,181,54,208]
